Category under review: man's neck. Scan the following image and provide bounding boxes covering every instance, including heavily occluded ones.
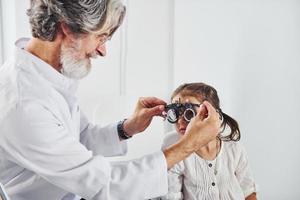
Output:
[24,37,62,72]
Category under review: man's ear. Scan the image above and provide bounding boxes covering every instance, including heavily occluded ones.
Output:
[60,22,75,39]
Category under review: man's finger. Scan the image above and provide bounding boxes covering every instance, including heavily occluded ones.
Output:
[197,103,208,121]
[202,101,219,122]
[140,97,167,108]
[145,105,165,117]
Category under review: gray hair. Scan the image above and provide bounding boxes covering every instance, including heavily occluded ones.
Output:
[27,0,126,41]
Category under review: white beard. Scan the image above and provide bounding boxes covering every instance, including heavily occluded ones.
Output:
[60,40,96,80]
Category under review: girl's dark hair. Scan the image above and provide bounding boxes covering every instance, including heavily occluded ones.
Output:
[171,82,240,142]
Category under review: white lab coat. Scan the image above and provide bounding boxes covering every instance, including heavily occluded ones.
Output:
[0,38,168,200]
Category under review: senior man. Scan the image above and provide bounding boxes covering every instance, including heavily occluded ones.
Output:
[0,0,220,199]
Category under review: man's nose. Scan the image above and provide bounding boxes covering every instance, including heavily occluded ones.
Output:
[96,44,107,57]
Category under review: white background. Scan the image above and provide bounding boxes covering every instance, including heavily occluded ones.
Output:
[0,0,300,199]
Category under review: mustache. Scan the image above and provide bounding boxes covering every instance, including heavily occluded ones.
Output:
[87,51,98,59]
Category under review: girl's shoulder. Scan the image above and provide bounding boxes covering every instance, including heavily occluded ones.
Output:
[221,140,247,157]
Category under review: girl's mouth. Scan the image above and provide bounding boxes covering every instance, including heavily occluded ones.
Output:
[179,128,186,134]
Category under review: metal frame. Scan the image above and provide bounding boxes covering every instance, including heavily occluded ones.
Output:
[0,183,9,200]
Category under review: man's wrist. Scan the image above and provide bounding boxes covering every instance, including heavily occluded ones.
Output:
[117,119,132,140]
[163,140,194,169]
[179,136,198,154]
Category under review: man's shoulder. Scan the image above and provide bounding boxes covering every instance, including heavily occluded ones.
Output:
[0,60,22,121]
[0,60,56,120]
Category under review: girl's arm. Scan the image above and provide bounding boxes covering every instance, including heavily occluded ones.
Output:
[235,144,258,199]
[246,192,257,200]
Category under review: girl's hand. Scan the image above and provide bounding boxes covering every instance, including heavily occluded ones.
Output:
[246,193,257,200]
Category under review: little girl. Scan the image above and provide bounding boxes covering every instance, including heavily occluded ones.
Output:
[161,82,257,200]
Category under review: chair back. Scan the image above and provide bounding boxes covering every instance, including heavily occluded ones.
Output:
[0,183,9,200]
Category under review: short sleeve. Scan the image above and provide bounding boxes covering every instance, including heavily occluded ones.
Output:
[235,144,258,197]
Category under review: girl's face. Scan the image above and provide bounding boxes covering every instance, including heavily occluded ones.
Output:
[171,94,202,136]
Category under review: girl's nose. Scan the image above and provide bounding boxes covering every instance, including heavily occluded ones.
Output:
[177,116,188,126]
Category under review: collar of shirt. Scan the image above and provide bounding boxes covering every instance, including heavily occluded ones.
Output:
[14,38,79,97]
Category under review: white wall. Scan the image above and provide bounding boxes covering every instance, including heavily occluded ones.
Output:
[0,0,3,63]
[1,0,300,199]
[0,0,30,62]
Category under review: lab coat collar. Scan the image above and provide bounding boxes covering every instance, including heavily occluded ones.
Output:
[14,38,78,95]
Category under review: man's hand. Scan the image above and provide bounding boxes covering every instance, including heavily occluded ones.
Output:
[181,100,221,152]
[123,97,166,136]
[164,101,221,169]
